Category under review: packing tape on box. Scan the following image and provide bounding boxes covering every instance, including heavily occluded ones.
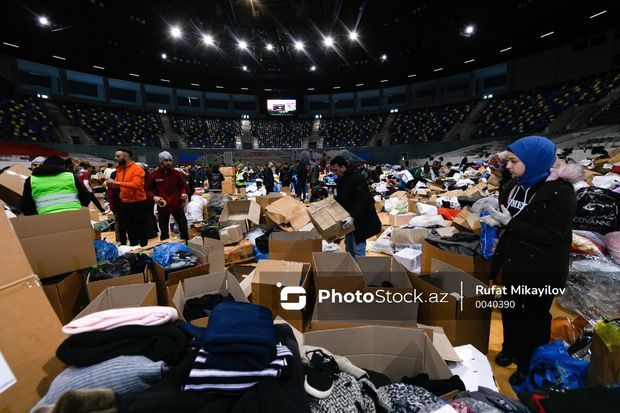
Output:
[5,170,29,180]
[0,274,40,292]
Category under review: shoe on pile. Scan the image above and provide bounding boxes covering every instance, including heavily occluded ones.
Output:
[304,349,340,399]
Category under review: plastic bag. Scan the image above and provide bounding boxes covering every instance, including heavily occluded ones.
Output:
[480,210,498,260]
[152,242,190,268]
[573,230,607,256]
[322,240,340,252]
[513,340,589,393]
[370,227,394,255]
[471,197,500,214]
[571,233,605,257]
[409,214,448,228]
[94,239,118,262]
[572,187,620,234]
[253,244,268,261]
[592,174,620,190]
[604,231,620,265]
[92,219,115,232]
[206,193,232,220]
[186,195,207,222]
[89,253,150,281]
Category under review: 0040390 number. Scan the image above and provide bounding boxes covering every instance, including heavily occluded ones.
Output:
[475,299,516,309]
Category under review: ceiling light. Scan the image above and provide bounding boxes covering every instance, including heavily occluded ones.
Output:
[216,85,224,89]
[500,46,512,53]
[307,87,315,91]
[242,65,248,71]
[170,26,182,38]
[191,83,200,86]
[202,34,214,45]
[589,10,606,19]
[380,79,388,83]
[465,25,475,35]
[294,40,304,50]
[264,88,272,91]
[241,87,248,90]
[160,78,170,82]
[333,86,341,89]
[238,40,248,50]
[348,31,358,41]
[464,58,475,64]
[540,31,554,38]
[380,54,387,62]
[92,65,104,70]
[38,16,50,26]
[356,83,364,87]
[2,42,19,48]
[323,36,334,47]
[265,43,274,51]
[310,65,316,71]
[433,67,444,72]
[407,74,416,78]
[161,53,167,59]
[52,55,66,61]
[129,73,140,77]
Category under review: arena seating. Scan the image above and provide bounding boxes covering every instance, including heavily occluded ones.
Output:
[61,102,162,146]
[320,114,385,147]
[590,99,620,127]
[389,102,473,144]
[0,96,58,142]
[251,119,311,148]
[171,115,239,148]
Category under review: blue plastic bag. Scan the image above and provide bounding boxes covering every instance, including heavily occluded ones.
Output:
[253,244,268,262]
[152,242,190,268]
[513,340,589,393]
[480,210,498,260]
[94,240,118,262]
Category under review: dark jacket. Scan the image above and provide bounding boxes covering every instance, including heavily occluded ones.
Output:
[208,172,223,190]
[262,167,275,193]
[280,166,292,186]
[335,168,382,244]
[491,171,577,288]
[295,165,307,183]
[20,164,91,215]
[145,166,188,212]
[309,164,319,185]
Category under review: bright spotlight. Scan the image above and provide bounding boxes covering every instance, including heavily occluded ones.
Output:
[238,40,248,50]
[38,16,50,26]
[265,43,274,51]
[465,25,475,34]
[294,40,304,50]
[348,31,358,41]
[310,65,316,71]
[380,54,387,62]
[202,34,214,45]
[242,65,248,71]
[161,53,167,59]
[323,36,334,47]
[170,26,182,39]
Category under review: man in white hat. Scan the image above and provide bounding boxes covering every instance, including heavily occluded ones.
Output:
[30,156,46,170]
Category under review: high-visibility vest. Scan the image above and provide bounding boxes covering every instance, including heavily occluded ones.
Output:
[235,171,245,186]
[31,172,81,214]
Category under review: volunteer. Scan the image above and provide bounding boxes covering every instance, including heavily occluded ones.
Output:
[78,162,106,214]
[330,156,382,258]
[146,151,189,242]
[206,165,224,191]
[480,135,580,386]
[106,148,148,247]
[21,156,91,215]
[235,164,246,193]
[262,161,275,194]
[30,156,46,170]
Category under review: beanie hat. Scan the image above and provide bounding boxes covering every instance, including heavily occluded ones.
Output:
[159,151,172,163]
[507,135,556,188]
[31,156,47,165]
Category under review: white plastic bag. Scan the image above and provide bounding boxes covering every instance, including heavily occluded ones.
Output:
[408,215,448,228]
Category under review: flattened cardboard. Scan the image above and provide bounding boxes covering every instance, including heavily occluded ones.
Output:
[0,164,31,209]
[269,231,322,263]
[218,224,244,245]
[188,236,225,273]
[219,200,261,232]
[408,259,493,353]
[312,252,365,292]
[42,271,88,323]
[86,270,147,301]
[392,228,429,251]
[0,278,66,413]
[255,193,286,223]
[421,239,492,283]
[11,208,97,279]
[152,262,210,306]
[74,283,157,320]
[0,201,34,284]
[265,196,311,231]
[303,326,453,381]
[306,197,353,242]
[171,271,249,327]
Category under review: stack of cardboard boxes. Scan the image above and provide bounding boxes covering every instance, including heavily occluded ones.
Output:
[221,166,235,194]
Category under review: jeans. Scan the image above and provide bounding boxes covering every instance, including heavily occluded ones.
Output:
[158,208,189,241]
[294,180,307,200]
[344,233,366,258]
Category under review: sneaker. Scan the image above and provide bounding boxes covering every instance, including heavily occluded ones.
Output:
[304,349,339,399]
[494,350,515,367]
[509,370,527,387]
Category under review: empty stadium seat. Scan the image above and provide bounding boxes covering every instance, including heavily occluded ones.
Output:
[0,96,58,143]
[170,114,239,148]
[320,114,385,147]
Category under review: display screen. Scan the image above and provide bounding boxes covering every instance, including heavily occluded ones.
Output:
[267,99,296,116]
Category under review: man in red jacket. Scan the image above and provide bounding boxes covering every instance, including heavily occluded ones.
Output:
[146,151,189,241]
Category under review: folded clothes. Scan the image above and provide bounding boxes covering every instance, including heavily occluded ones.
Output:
[57,323,188,367]
[62,306,178,334]
[183,293,234,322]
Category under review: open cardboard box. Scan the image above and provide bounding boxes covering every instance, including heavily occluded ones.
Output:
[0,163,31,209]
[421,239,493,284]
[306,197,353,242]
[408,259,493,354]
[227,264,255,283]
[85,269,148,301]
[224,240,254,265]
[219,200,261,233]
[187,236,225,273]
[73,283,158,320]
[218,224,244,245]
[269,231,322,263]
[312,252,366,293]
[42,271,89,323]
[392,228,429,252]
[11,208,97,279]
[254,193,286,223]
[151,262,210,306]
[388,212,416,227]
[171,271,249,327]
[265,196,311,231]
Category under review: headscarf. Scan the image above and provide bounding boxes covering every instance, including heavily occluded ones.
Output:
[507,135,557,188]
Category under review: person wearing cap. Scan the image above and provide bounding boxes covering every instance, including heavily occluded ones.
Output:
[30,156,46,170]
[106,148,148,247]
[21,156,91,215]
[146,151,189,241]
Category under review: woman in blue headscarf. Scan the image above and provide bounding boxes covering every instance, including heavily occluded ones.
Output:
[481,135,581,387]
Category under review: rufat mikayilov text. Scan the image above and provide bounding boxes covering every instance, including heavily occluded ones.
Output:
[475,285,566,297]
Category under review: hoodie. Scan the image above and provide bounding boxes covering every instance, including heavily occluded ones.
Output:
[20,164,91,215]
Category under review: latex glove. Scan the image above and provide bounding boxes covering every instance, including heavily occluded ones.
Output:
[341,217,354,230]
[488,205,512,226]
[479,214,502,227]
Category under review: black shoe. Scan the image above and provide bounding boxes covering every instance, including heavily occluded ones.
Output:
[494,351,515,367]
[304,349,340,399]
[509,370,527,387]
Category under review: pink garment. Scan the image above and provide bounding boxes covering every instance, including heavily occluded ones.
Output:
[62,306,178,335]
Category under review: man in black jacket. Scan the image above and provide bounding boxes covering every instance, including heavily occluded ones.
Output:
[262,161,275,194]
[330,156,382,258]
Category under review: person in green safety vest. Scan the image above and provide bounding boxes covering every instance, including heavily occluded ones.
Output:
[235,164,247,191]
[20,156,91,215]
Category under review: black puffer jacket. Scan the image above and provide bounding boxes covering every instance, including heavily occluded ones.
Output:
[335,168,382,244]
[491,166,579,288]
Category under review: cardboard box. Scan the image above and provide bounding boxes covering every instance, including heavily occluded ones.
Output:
[587,328,620,386]
[394,248,423,273]
[306,197,353,242]
[222,178,235,195]
[227,264,255,283]
[11,208,97,279]
[188,236,225,273]
[220,166,235,177]
[451,207,481,234]
[269,231,322,263]
[312,252,366,292]
[255,193,286,223]
[224,240,255,265]
[73,283,157,320]
[0,201,35,284]
[151,262,210,306]
[251,260,313,332]
[409,259,493,353]
[303,326,453,381]
[219,200,261,233]
[392,228,429,252]
[281,187,291,195]
[421,239,492,283]
[42,271,89,323]
[374,200,384,213]
[265,196,311,231]
[0,164,31,209]
[171,271,249,327]
[85,269,147,301]
[388,212,415,227]
[218,224,244,245]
